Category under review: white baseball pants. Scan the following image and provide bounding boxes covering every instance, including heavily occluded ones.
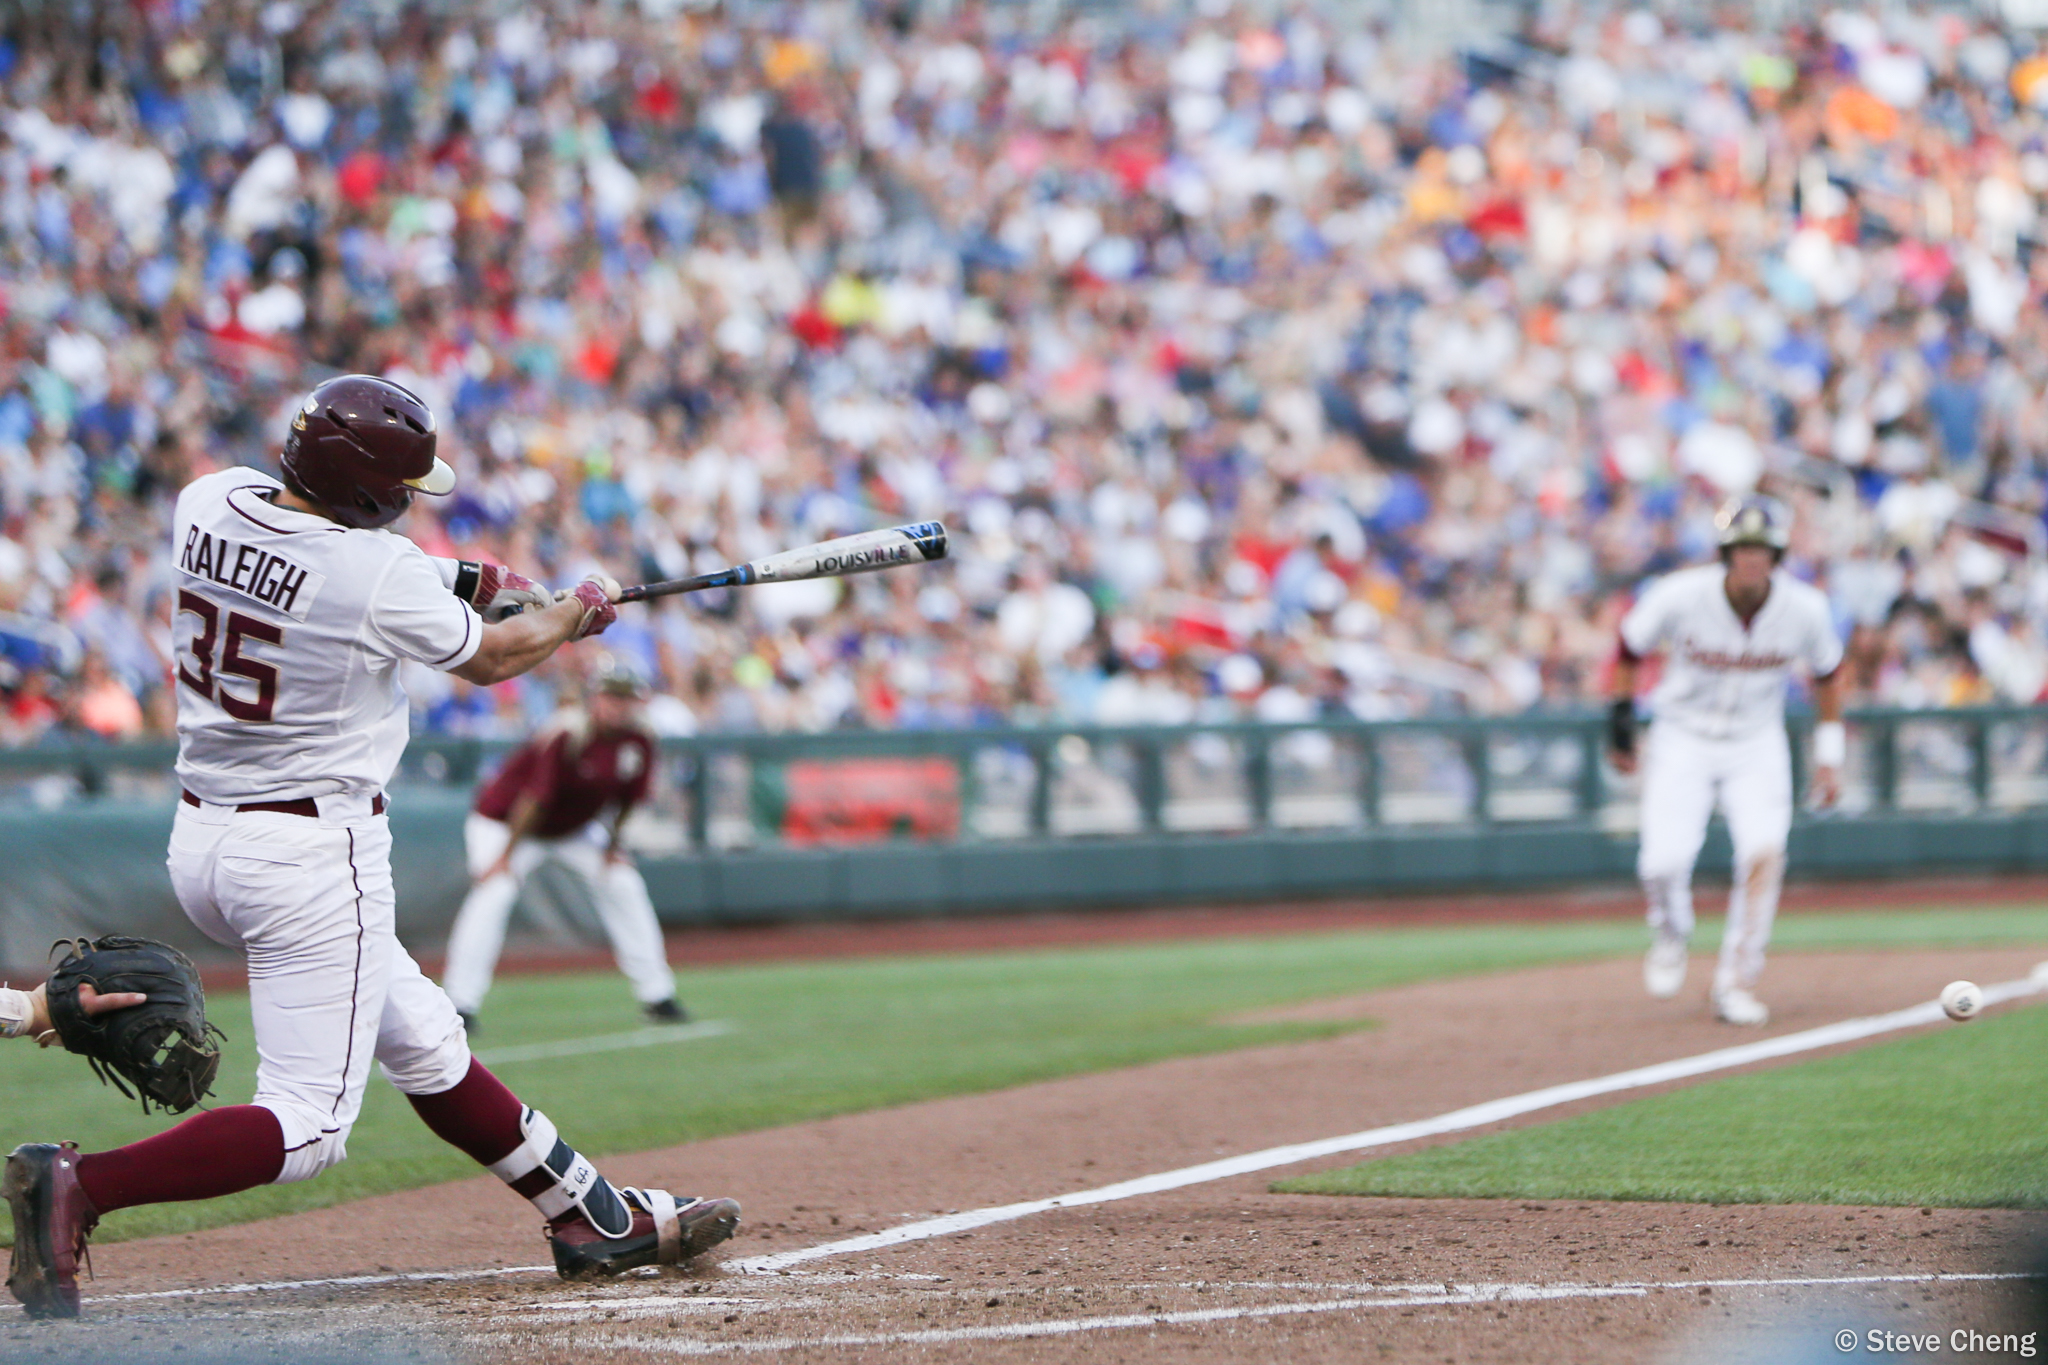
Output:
[1636,722,1793,995]
[167,797,473,1185]
[440,814,676,1016]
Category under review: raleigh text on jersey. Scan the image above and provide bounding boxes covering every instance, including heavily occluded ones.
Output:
[178,527,327,621]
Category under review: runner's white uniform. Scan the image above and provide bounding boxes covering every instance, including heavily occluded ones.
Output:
[167,468,482,1182]
[1620,564,1843,997]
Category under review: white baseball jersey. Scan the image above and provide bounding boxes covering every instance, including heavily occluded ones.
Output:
[171,468,483,803]
[1619,564,1843,741]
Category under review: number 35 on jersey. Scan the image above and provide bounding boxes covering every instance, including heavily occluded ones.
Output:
[175,528,327,725]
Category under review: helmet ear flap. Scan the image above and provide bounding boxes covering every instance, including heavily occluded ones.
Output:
[352,486,412,520]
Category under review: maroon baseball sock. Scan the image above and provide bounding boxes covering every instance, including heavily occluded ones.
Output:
[405,1057,525,1166]
[75,1105,286,1215]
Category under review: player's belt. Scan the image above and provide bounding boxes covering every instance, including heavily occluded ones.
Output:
[181,789,386,817]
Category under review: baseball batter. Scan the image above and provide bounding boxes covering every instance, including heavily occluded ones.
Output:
[3,375,739,1320]
[1609,495,1845,1026]
[442,666,683,1031]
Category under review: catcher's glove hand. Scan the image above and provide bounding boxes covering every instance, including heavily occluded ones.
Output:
[45,936,225,1114]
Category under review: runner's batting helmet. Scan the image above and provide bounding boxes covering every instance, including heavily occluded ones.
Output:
[281,375,455,529]
[1715,494,1790,559]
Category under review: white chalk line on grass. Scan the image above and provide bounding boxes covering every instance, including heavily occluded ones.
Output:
[731,975,2046,1274]
[550,1272,2048,1356]
[87,976,2043,1310]
[474,1018,734,1065]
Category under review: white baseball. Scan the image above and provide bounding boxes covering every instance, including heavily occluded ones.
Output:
[1939,980,1983,1022]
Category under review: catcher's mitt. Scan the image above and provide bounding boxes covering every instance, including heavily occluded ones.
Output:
[45,936,225,1114]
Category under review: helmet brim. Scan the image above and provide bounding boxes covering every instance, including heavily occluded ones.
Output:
[404,458,457,496]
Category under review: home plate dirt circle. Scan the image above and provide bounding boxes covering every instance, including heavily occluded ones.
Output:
[13,948,2048,1364]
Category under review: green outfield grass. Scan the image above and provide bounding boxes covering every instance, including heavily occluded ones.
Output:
[3,901,2046,1247]
[1278,985,2048,1209]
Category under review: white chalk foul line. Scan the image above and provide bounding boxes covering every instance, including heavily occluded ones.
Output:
[92,1265,948,1306]
[731,976,2045,1274]
[556,1284,1644,1354]
[93,1266,948,1307]
[574,1271,2047,1356]
[475,1019,733,1065]
[96,1265,559,1304]
[502,1295,838,1325]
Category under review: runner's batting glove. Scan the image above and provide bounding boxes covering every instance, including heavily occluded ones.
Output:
[456,562,555,624]
[1607,698,1637,758]
[564,576,621,640]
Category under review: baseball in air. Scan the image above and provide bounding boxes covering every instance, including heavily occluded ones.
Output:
[1940,981,1984,1022]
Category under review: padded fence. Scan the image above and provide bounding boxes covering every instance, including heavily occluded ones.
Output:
[4,707,2048,967]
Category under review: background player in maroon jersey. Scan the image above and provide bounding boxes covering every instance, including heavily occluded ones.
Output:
[441,664,683,1030]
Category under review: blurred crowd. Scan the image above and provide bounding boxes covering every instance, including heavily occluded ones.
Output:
[6,0,2048,746]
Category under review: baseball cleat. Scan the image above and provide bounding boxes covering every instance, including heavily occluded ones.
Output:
[1643,937,1688,999]
[644,999,689,1024]
[1713,987,1770,1026]
[4,1143,99,1320]
[548,1188,740,1279]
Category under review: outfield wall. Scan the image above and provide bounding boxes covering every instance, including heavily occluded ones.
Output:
[5,707,2048,966]
[4,797,2048,968]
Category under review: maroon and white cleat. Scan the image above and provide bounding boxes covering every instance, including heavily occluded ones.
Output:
[4,1143,100,1319]
[547,1187,741,1279]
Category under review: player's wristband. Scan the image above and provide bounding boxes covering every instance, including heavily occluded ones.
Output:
[1607,699,1637,756]
[1813,721,1846,768]
[452,560,486,606]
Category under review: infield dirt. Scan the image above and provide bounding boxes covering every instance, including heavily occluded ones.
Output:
[7,944,2046,1363]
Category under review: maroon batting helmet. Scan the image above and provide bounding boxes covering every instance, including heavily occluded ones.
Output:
[280,374,455,529]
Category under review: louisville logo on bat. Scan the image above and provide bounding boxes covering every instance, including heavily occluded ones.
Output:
[755,523,948,581]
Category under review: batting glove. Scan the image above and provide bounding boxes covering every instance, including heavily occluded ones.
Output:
[457,562,555,623]
[565,576,622,640]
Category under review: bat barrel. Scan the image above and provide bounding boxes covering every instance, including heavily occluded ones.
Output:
[748,521,948,583]
[615,522,947,603]
[901,521,948,561]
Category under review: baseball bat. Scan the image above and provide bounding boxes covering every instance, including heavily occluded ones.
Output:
[615,521,949,604]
